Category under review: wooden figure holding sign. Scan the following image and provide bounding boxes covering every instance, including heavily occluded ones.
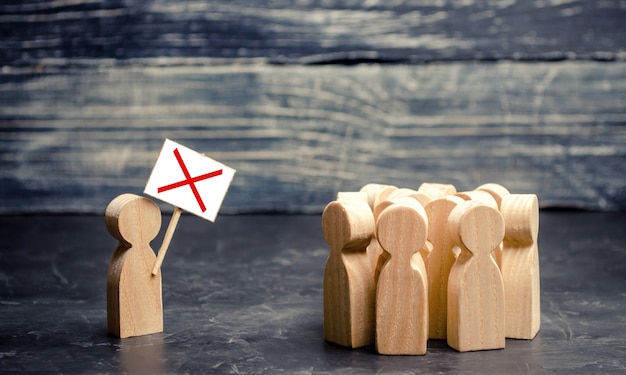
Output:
[106,194,163,338]
[106,139,235,338]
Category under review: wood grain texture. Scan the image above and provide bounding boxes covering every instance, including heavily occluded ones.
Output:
[322,199,375,348]
[105,193,163,338]
[476,183,511,208]
[455,190,499,208]
[1,62,624,213]
[501,194,541,340]
[375,197,429,355]
[424,194,465,340]
[0,0,624,65]
[151,206,182,275]
[447,200,505,352]
[476,183,512,268]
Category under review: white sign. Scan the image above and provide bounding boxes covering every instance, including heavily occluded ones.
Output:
[144,139,236,222]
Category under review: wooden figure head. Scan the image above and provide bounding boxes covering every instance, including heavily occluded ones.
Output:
[376,197,428,258]
[105,193,162,248]
[322,199,374,253]
[501,194,539,244]
[449,201,505,256]
[475,183,511,209]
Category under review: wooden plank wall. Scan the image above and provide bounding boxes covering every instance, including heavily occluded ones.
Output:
[1,0,625,213]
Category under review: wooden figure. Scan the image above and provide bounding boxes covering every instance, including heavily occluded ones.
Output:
[375,198,429,355]
[455,190,498,209]
[476,183,511,209]
[359,183,389,211]
[336,191,368,203]
[374,188,425,220]
[373,185,398,211]
[456,190,503,268]
[419,240,434,265]
[337,191,376,271]
[475,183,511,269]
[424,195,465,340]
[391,189,434,262]
[374,189,433,264]
[369,186,398,276]
[362,184,393,275]
[408,191,433,208]
[388,187,432,207]
[417,182,457,200]
[322,199,376,348]
[106,194,163,338]
[447,201,506,352]
[373,196,396,222]
[500,194,541,340]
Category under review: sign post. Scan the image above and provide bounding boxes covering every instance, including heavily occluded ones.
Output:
[144,138,236,275]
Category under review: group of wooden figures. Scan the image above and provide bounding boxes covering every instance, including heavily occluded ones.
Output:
[322,182,540,354]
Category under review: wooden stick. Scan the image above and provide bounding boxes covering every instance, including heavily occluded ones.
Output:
[152,206,182,275]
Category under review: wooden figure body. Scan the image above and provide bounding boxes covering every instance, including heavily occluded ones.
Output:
[367,185,402,294]
[424,195,465,340]
[322,199,376,348]
[501,194,541,339]
[337,189,379,285]
[447,201,505,352]
[375,198,429,355]
[106,194,163,338]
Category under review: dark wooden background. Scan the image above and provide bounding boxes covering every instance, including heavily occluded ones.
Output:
[1,0,625,214]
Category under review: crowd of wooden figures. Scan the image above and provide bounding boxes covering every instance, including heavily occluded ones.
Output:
[322,183,540,355]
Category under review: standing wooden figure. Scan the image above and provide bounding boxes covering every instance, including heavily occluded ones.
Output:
[424,195,465,340]
[322,199,376,348]
[456,190,503,269]
[106,194,163,338]
[375,198,429,355]
[447,201,506,352]
[476,183,511,209]
[367,185,398,293]
[476,183,511,269]
[501,194,541,339]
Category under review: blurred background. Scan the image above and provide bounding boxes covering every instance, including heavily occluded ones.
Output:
[1,0,625,214]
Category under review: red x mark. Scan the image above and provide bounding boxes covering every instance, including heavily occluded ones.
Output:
[157,148,223,212]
